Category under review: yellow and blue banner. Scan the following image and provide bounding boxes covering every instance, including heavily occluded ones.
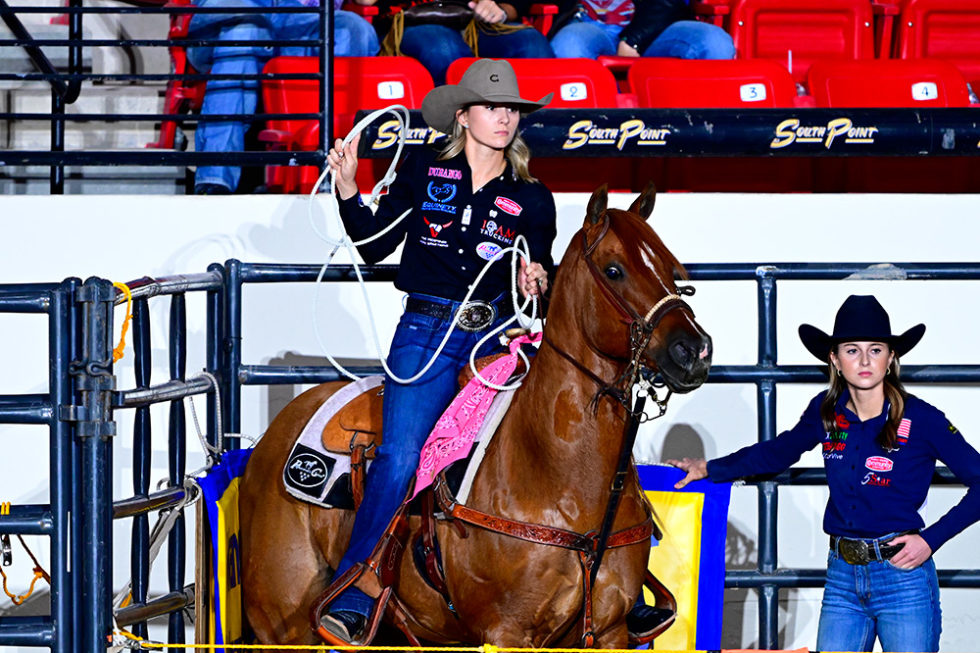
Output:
[198,448,252,647]
[638,464,731,651]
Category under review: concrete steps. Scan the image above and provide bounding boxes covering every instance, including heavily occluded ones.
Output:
[1,4,185,194]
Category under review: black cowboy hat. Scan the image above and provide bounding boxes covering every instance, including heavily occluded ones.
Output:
[798,294,926,362]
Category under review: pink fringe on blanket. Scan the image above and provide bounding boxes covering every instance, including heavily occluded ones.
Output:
[411,333,541,499]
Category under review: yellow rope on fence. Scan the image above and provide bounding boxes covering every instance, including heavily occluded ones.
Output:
[113,281,134,362]
[0,502,50,606]
[0,566,45,606]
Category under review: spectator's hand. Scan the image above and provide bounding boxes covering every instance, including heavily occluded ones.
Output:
[327,134,360,200]
[617,40,640,57]
[469,0,508,23]
[518,258,548,298]
[665,457,708,488]
[886,534,932,570]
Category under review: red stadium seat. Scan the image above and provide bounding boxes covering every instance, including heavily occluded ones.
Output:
[146,2,378,151]
[446,57,636,191]
[894,0,980,89]
[808,58,970,107]
[629,57,797,107]
[260,56,434,193]
[729,0,876,85]
[445,57,622,108]
[807,58,975,191]
[146,0,207,150]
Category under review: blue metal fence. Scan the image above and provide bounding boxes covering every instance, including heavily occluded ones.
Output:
[2,259,979,651]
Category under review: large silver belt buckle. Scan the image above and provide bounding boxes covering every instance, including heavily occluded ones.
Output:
[838,538,870,565]
[455,301,496,332]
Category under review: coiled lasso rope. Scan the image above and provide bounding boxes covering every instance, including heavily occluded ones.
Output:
[305,105,541,391]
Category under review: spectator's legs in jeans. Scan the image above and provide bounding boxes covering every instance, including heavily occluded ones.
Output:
[334,9,381,56]
[277,8,380,58]
[550,17,618,58]
[642,20,735,59]
[399,24,472,85]
[193,22,270,193]
[477,23,554,60]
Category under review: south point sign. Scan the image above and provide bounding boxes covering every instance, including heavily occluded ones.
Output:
[356,109,978,158]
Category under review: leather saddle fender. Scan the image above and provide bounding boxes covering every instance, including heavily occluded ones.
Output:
[321,387,384,510]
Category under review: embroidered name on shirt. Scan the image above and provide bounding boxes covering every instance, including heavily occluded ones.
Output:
[480,219,515,244]
[823,425,848,459]
[862,471,891,486]
[428,166,462,180]
[494,196,522,216]
[865,456,893,472]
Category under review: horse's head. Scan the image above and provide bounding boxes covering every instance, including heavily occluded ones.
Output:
[551,183,712,394]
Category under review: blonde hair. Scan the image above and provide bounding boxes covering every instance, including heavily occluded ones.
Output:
[820,347,907,451]
[437,108,537,183]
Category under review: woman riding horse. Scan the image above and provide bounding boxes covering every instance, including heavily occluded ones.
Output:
[239,179,713,647]
[322,57,557,643]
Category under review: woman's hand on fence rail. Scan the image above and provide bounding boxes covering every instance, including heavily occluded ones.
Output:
[666,457,708,489]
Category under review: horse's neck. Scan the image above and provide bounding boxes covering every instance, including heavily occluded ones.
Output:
[475,330,631,523]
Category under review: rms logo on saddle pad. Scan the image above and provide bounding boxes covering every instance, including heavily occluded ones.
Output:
[865,456,893,472]
[284,444,334,494]
[494,196,522,216]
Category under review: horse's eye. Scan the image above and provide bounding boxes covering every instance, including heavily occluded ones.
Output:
[604,265,624,281]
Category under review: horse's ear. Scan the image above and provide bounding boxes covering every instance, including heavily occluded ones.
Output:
[629,181,657,221]
[585,184,608,226]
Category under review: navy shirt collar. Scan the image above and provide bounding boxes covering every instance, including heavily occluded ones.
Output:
[834,388,889,429]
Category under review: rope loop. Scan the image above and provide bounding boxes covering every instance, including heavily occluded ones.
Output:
[112,281,134,362]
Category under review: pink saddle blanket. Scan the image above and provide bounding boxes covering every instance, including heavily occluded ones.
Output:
[412,333,541,499]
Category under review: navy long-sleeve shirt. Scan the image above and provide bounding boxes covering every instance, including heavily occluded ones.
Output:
[338,147,557,302]
[707,390,980,552]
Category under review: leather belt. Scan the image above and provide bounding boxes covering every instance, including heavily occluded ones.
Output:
[405,296,513,332]
[830,530,915,565]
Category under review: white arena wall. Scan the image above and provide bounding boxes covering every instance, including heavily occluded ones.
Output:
[2,192,980,651]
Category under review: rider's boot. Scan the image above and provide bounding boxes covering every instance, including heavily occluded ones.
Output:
[320,610,368,643]
[626,602,674,639]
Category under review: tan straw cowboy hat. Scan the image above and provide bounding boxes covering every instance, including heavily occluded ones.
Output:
[421,58,553,134]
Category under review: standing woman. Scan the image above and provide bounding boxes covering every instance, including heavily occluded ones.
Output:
[320,58,557,643]
[670,295,980,652]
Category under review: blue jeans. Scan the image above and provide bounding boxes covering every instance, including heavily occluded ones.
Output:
[399,23,554,85]
[817,542,942,652]
[190,5,379,192]
[331,294,509,616]
[550,14,734,60]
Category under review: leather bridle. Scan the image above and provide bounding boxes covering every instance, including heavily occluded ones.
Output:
[544,212,696,416]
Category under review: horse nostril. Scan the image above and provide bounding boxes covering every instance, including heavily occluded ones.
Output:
[670,340,695,366]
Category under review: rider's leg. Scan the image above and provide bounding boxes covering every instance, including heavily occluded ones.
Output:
[324,304,508,638]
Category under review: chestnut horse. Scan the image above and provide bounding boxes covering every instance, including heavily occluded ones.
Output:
[239,183,713,648]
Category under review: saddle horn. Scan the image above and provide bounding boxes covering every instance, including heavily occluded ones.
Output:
[628,181,657,222]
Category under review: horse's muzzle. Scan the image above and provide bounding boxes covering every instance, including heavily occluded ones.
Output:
[656,333,712,393]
